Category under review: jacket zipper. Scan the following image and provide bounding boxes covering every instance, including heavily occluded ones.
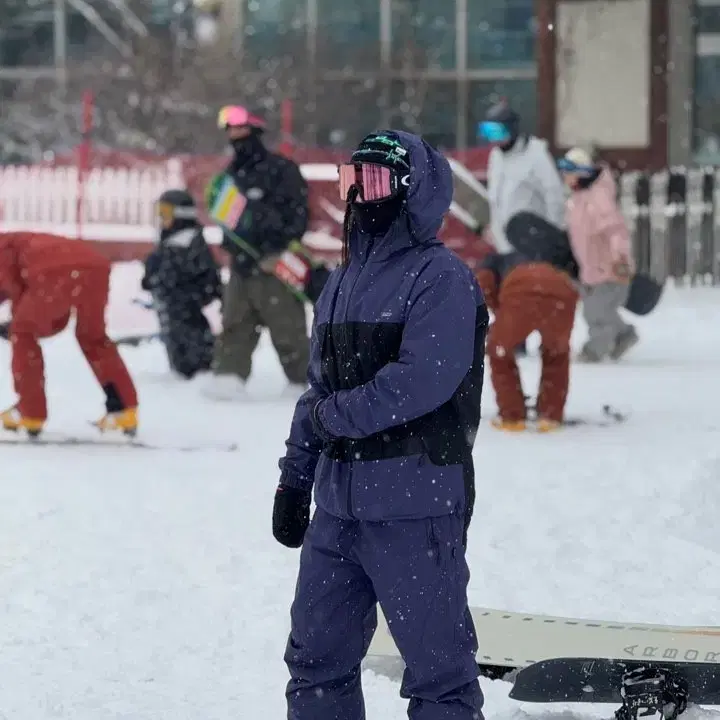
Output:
[342,239,373,519]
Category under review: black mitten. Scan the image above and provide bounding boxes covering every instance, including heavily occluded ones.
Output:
[311,399,337,443]
[272,484,311,548]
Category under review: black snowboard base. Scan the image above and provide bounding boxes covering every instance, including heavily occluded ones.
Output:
[509,657,719,717]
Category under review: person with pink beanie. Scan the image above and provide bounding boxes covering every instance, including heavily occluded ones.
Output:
[558,148,638,362]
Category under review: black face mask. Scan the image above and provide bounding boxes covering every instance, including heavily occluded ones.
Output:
[230,132,265,166]
[499,132,521,153]
[351,193,405,236]
[576,168,602,189]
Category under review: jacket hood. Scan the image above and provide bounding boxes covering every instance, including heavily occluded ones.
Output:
[391,130,453,245]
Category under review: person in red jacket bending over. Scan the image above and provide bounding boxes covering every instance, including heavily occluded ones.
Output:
[0,232,138,437]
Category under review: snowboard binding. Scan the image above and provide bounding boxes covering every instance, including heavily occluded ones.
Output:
[615,666,688,720]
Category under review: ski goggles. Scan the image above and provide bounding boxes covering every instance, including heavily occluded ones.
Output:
[217,105,265,129]
[337,162,408,203]
[157,201,197,225]
[477,121,512,143]
[556,157,595,174]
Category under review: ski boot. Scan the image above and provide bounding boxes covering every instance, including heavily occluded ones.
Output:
[536,418,562,433]
[1,406,44,437]
[576,345,603,363]
[610,326,639,361]
[92,407,139,437]
[615,666,688,720]
[490,417,527,432]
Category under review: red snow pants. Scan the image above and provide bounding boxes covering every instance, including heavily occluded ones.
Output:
[10,266,138,420]
[479,263,578,423]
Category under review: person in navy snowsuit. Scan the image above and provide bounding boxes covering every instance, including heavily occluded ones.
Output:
[273,130,489,720]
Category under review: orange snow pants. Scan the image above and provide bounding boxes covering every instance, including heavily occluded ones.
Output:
[10,266,138,420]
[481,264,578,423]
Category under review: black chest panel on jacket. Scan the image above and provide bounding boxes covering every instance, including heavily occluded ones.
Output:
[316,317,486,466]
[319,321,402,392]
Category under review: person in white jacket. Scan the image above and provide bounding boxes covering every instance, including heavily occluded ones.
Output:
[480,102,567,254]
[479,102,570,357]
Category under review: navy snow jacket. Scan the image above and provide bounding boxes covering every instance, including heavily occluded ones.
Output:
[279,131,488,523]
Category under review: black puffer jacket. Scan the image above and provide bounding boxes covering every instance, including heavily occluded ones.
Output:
[141,226,221,378]
[222,147,309,276]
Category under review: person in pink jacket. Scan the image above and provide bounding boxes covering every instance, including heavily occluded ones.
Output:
[558,148,638,362]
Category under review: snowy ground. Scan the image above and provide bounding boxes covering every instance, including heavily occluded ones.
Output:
[0,262,719,719]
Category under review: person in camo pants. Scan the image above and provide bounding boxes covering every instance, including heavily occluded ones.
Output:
[203,105,311,400]
[559,148,639,362]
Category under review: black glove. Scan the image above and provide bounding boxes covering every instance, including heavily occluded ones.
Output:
[0,322,8,341]
[272,484,311,548]
[141,252,161,291]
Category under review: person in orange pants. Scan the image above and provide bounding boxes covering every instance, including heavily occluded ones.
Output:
[476,252,578,432]
[0,232,138,437]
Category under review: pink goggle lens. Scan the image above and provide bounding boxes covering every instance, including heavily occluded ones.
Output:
[338,163,394,203]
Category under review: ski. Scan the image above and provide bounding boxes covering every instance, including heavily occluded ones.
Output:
[132,297,155,310]
[0,432,239,452]
[113,332,162,347]
[1,322,161,349]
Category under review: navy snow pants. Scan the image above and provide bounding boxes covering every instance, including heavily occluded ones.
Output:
[284,508,484,720]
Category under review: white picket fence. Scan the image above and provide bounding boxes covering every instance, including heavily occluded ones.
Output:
[0,160,187,228]
[0,161,341,239]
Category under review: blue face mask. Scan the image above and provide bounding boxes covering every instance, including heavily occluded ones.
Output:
[477,121,512,143]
